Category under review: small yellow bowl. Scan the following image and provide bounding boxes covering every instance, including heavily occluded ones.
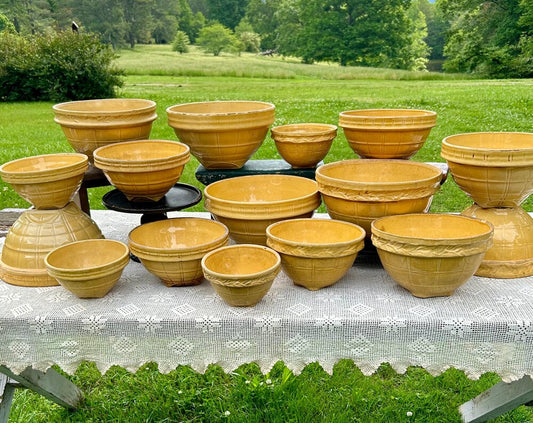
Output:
[201,244,281,307]
[53,98,157,162]
[0,153,88,209]
[45,239,130,298]
[266,218,365,290]
[339,109,437,159]
[270,123,337,168]
[371,214,493,298]
[128,217,229,286]
[204,174,321,245]
[94,140,190,202]
[167,100,275,169]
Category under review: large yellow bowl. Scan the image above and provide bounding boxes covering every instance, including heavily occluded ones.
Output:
[167,101,275,169]
[204,174,321,245]
[270,123,337,168]
[45,239,130,298]
[53,98,157,162]
[315,159,443,235]
[93,140,190,202]
[128,217,229,286]
[371,214,493,298]
[339,109,437,159]
[266,218,365,290]
[0,153,88,209]
[0,203,103,287]
[441,132,533,208]
[201,244,281,307]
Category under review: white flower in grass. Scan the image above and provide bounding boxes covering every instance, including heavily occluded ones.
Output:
[224,410,231,416]
[265,379,272,385]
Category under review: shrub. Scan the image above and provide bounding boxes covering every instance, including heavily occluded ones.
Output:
[172,30,190,54]
[0,31,124,102]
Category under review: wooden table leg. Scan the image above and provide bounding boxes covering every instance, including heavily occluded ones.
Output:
[459,375,533,422]
[0,366,83,412]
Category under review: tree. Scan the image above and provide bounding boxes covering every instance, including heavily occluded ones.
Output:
[440,0,533,77]
[172,30,190,53]
[196,22,238,55]
[245,0,280,50]
[0,12,15,32]
[235,18,260,52]
[205,0,249,30]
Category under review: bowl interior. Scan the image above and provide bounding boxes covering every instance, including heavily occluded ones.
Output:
[373,214,492,240]
[1,154,86,174]
[130,218,228,250]
[94,140,188,162]
[168,101,274,115]
[268,219,364,244]
[443,132,533,150]
[46,240,128,270]
[272,123,337,136]
[53,99,155,114]
[205,175,318,203]
[203,246,279,276]
[318,160,440,184]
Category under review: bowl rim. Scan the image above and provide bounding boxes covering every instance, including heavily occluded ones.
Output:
[93,140,190,167]
[316,159,443,190]
[52,98,157,115]
[201,244,281,279]
[371,213,494,243]
[339,108,437,118]
[45,239,130,274]
[166,100,275,117]
[204,174,319,206]
[128,217,229,255]
[0,153,89,182]
[271,123,338,136]
[266,218,366,248]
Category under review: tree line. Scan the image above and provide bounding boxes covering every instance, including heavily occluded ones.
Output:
[0,0,531,77]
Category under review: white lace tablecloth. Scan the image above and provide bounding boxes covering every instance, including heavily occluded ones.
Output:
[1,210,532,382]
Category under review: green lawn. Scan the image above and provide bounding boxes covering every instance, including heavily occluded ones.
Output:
[2,45,533,422]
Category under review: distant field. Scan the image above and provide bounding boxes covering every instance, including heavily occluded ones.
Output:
[1,44,532,213]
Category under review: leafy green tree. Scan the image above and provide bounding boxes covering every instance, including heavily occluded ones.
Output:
[0,12,15,32]
[0,0,54,34]
[76,0,127,48]
[205,0,249,30]
[172,29,190,53]
[235,18,260,52]
[440,0,533,77]
[123,0,154,47]
[245,0,280,50]
[197,22,238,55]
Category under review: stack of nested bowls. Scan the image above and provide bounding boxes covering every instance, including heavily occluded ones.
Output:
[93,140,191,202]
[441,132,533,278]
[0,153,103,286]
[53,98,157,163]
[167,101,275,169]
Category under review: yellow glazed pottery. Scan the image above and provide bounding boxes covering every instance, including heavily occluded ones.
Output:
[266,218,365,290]
[93,140,190,202]
[167,101,275,169]
[128,217,229,286]
[0,202,104,287]
[53,98,157,162]
[45,239,129,298]
[339,109,437,159]
[441,132,533,208]
[371,214,493,298]
[0,153,88,209]
[461,205,533,278]
[204,174,321,245]
[315,159,443,235]
[270,123,337,168]
[201,244,281,307]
